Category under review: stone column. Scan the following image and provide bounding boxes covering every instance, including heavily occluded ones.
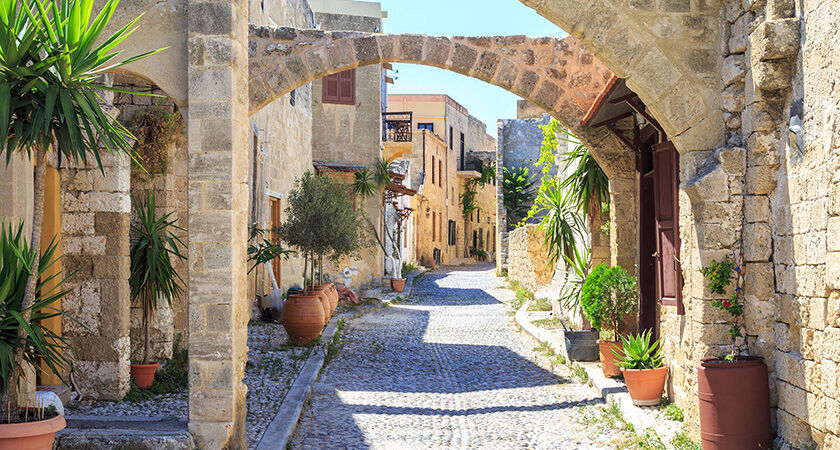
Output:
[609,173,637,273]
[187,0,249,446]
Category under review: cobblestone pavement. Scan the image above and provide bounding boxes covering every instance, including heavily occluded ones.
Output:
[289,264,633,449]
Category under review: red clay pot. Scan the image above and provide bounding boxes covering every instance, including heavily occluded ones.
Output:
[0,414,66,450]
[130,363,159,388]
[698,356,772,450]
[282,293,325,345]
[315,283,337,315]
[623,366,669,405]
[390,278,406,292]
[308,287,331,325]
[598,340,623,378]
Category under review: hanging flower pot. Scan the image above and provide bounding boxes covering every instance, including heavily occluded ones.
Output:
[282,293,326,345]
[390,278,406,292]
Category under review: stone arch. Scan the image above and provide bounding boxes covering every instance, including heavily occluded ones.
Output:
[517,0,725,153]
[248,26,633,175]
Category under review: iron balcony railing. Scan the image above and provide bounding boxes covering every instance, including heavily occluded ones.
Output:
[383,111,413,143]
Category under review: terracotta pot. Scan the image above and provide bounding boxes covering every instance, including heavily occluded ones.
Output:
[282,293,325,345]
[130,363,159,388]
[0,414,66,450]
[315,283,338,315]
[623,366,669,405]
[598,339,623,378]
[698,356,772,450]
[308,287,331,325]
[390,278,406,292]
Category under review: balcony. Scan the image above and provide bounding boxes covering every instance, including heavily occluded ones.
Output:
[382,111,413,143]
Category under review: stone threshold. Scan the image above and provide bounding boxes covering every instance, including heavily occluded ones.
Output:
[514,300,681,445]
[55,415,193,449]
[255,269,423,449]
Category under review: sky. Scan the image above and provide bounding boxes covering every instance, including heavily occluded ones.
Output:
[379,0,566,137]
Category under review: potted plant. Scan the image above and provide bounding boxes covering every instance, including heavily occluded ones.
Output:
[580,264,638,377]
[0,224,78,448]
[697,256,771,449]
[129,192,186,388]
[248,226,293,321]
[319,178,367,303]
[615,330,668,405]
[557,246,599,361]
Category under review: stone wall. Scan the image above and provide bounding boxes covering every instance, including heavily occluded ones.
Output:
[507,224,552,292]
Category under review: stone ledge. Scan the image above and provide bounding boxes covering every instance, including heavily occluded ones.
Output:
[56,416,193,449]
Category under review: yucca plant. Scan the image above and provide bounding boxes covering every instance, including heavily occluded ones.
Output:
[560,142,609,226]
[536,177,584,267]
[614,329,664,370]
[0,0,161,416]
[130,191,186,365]
[0,223,78,421]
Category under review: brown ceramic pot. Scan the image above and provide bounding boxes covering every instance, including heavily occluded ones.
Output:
[282,293,325,345]
[698,356,772,450]
[598,339,623,378]
[0,414,66,450]
[308,287,331,325]
[623,366,669,405]
[130,363,159,388]
[315,283,338,315]
[390,278,406,292]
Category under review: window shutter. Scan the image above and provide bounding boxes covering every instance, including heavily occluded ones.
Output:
[322,73,339,103]
[653,141,684,314]
[438,160,442,186]
[338,69,355,104]
[431,156,435,185]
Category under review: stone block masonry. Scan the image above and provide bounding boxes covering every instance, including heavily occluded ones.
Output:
[507,225,552,292]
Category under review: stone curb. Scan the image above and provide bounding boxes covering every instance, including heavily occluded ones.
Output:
[255,275,421,450]
[513,301,674,442]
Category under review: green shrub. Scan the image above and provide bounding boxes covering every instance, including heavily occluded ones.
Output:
[663,403,685,422]
[580,264,638,340]
[616,329,664,370]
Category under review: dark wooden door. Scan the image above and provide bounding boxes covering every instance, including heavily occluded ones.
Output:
[652,141,684,314]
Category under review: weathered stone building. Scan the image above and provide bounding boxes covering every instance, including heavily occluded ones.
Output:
[0,0,838,447]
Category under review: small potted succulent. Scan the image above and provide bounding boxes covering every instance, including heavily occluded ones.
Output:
[580,264,638,377]
[129,191,187,388]
[697,255,771,449]
[615,330,668,405]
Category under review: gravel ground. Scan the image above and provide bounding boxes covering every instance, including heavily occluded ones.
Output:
[69,321,314,448]
[290,264,639,449]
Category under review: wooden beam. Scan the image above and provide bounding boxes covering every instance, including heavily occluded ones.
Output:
[606,123,640,156]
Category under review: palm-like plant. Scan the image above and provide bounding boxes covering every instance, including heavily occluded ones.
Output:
[536,177,584,267]
[560,143,609,224]
[502,166,536,229]
[0,223,77,420]
[614,329,664,370]
[129,191,186,365]
[0,0,161,415]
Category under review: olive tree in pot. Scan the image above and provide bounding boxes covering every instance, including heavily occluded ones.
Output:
[0,225,78,448]
[0,0,160,443]
[697,256,771,449]
[615,330,668,405]
[248,226,293,322]
[129,192,186,388]
[580,264,638,378]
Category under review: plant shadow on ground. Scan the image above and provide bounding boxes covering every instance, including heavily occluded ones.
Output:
[292,264,607,446]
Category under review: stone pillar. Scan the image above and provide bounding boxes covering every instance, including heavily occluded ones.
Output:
[609,173,637,273]
[60,134,132,400]
[187,0,249,446]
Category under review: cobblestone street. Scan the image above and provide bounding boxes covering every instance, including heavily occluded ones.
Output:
[290,264,631,448]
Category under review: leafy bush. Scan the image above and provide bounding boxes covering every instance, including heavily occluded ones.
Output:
[502,166,536,229]
[580,264,638,340]
[615,329,664,370]
[663,403,685,422]
[401,261,420,278]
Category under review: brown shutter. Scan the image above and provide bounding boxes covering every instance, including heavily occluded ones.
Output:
[269,197,282,287]
[431,156,435,185]
[438,160,442,186]
[322,73,339,103]
[338,69,355,105]
[653,141,683,314]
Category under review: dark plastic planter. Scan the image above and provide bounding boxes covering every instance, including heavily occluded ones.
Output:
[563,329,599,361]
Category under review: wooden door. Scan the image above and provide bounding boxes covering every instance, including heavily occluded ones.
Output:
[652,141,684,314]
[269,197,282,288]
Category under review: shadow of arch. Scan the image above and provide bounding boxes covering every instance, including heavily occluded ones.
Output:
[248,27,636,176]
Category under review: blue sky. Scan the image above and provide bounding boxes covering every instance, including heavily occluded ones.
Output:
[380,0,566,137]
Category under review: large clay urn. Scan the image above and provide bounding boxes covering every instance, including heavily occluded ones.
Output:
[282,293,325,345]
[315,283,337,315]
[698,356,772,449]
[309,286,332,325]
[598,339,623,378]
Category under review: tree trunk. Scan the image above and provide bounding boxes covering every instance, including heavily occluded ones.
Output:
[143,291,152,364]
[7,145,48,417]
